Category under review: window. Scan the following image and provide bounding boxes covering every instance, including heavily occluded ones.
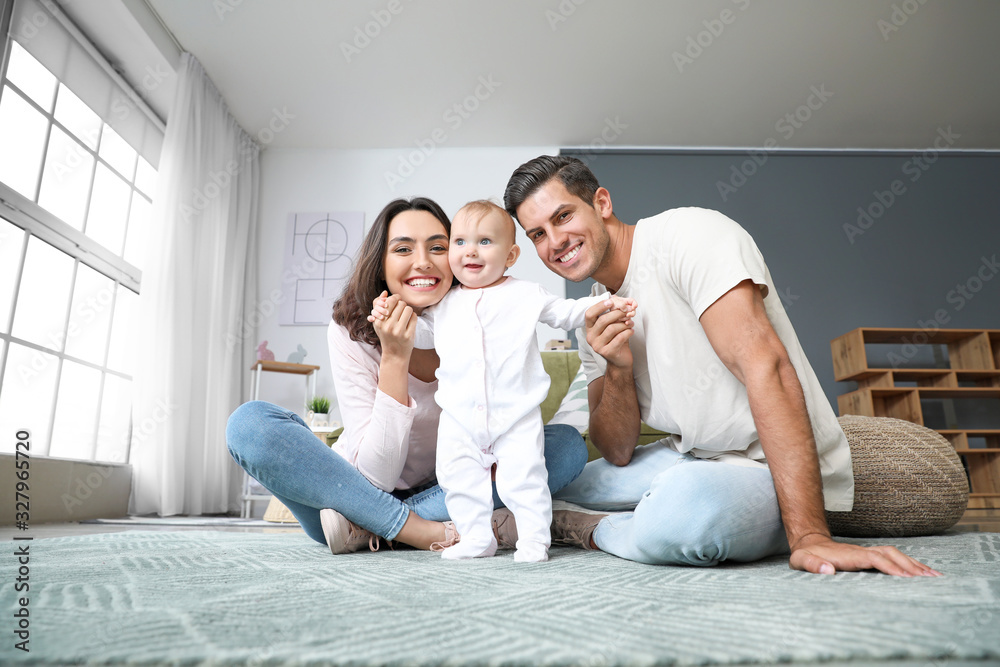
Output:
[0,0,164,463]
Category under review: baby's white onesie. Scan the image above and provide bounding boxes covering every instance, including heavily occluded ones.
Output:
[416,278,608,562]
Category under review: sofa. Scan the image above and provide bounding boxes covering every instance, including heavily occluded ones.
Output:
[540,350,669,460]
[288,350,968,537]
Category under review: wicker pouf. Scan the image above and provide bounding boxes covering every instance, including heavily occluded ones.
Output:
[826,415,970,537]
[262,497,299,523]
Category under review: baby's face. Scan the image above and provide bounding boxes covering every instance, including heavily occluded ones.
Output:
[449,210,517,289]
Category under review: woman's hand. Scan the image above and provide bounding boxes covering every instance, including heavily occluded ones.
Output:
[369,291,416,361]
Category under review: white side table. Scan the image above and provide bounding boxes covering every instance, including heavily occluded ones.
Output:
[241,360,321,518]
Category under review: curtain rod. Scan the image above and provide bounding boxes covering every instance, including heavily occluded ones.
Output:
[139,0,184,56]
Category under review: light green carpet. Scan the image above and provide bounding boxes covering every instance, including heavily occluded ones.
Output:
[1,530,998,666]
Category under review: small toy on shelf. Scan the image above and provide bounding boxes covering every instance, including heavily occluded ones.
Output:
[287,344,308,364]
[256,340,275,361]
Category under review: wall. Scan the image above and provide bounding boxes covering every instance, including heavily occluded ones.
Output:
[253,146,561,420]
[563,149,1000,410]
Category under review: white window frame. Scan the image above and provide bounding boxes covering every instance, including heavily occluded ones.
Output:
[0,0,165,462]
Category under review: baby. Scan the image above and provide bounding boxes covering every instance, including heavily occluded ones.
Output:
[373,200,636,562]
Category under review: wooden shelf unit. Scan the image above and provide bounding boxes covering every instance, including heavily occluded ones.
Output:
[831,328,1000,509]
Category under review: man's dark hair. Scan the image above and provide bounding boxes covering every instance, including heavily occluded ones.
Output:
[503,155,600,222]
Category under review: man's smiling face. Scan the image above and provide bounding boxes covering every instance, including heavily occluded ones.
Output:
[516,178,611,283]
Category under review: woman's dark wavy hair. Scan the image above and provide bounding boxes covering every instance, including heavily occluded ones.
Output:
[332,197,451,346]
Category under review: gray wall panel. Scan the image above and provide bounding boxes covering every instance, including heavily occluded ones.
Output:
[560,150,1000,410]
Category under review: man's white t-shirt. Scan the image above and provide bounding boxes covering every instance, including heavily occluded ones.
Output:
[577,207,854,512]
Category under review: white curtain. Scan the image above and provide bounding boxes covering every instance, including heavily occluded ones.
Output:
[130,53,259,516]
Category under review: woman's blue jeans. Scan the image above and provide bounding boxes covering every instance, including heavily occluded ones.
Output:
[226,401,588,545]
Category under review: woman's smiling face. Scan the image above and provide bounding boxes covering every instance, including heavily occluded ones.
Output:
[382,210,453,314]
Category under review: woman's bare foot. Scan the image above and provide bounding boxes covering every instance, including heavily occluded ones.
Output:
[394,513,459,550]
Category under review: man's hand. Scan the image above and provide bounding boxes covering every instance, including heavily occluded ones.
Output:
[700,280,942,578]
[584,297,640,466]
[790,533,942,577]
[584,298,636,369]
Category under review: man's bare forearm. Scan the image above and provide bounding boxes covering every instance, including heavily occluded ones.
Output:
[747,356,830,549]
[589,364,641,466]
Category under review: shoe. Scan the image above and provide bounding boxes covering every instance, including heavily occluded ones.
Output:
[320,508,380,554]
[491,508,518,550]
[428,521,460,552]
[550,500,607,550]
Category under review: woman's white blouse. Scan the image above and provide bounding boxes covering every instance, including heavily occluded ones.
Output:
[327,320,440,492]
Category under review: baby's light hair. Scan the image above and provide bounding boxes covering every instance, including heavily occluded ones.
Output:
[456,199,516,244]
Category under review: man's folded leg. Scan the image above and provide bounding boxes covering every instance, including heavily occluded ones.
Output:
[593,457,789,566]
[553,440,686,511]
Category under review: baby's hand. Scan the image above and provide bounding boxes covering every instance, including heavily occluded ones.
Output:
[605,296,637,318]
[367,290,391,323]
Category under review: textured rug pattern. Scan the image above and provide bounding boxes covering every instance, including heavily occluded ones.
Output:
[1,531,999,666]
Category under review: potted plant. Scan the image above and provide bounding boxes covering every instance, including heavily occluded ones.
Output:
[307,396,331,428]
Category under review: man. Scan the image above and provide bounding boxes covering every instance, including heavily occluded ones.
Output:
[503,155,938,577]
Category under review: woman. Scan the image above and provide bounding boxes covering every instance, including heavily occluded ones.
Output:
[226,197,588,553]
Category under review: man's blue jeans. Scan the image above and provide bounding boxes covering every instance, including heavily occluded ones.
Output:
[226,401,588,545]
[555,440,790,566]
